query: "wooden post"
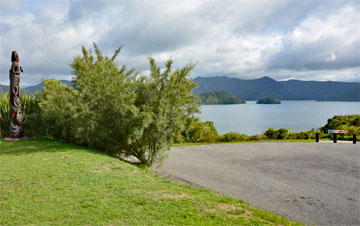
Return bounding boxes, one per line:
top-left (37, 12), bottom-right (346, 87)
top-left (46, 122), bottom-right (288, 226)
top-left (353, 134), bottom-right (356, 144)
top-left (334, 133), bottom-right (337, 143)
top-left (316, 133), bottom-right (319, 142)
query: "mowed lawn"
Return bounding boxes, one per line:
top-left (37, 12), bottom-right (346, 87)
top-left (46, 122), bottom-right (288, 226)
top-left (0, 138), bottom-right (302, 225)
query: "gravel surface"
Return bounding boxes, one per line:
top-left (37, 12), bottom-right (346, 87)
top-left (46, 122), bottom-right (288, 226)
top-left (154, 142), bottom-right (360, 226)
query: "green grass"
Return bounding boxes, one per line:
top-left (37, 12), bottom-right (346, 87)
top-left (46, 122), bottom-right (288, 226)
top-left (0, 138), bottom-right (302, 225)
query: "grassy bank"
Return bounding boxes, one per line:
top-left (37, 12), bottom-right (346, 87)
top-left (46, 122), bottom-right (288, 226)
top-left (0, 138), bottom-right (302, 225)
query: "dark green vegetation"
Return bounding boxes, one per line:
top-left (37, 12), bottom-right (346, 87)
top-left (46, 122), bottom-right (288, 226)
top-left (0, 92), bottom-right (42, 138)
top-left (256, 97), bottom-right (281, 104)
top-left (0, 138), bottom-right (302, 225)
top-left (39, 43), bottom-right (198, 167)
top-left (180, 121), bottom-right (219, 143)
top-left (194, 76), bottom-right (359, 101)
top-left (195, 91), bottom-right (246, 105)
top-left (1, 43), bottom-right (198, 167)
top-left (179, 122), bottom-right (314, 143)
top-left (178, 115), bottom-right (359, 143)
top-left (321, 115), bottom-right (360, 139)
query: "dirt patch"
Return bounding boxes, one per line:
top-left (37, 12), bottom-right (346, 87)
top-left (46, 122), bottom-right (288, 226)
top-left (203, 203), bottom-right (254, 222)
top-left (162, 193), bottom-right (193, 200)
top-left (92, 165), bottom-right (112, 173)
top-left (60, 155), bottom-right (72, 159)
top-left (218, 203), bottom-right (237, 211)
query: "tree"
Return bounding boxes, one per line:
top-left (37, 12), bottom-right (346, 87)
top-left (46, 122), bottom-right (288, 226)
top-left (40, 43), bottom-right (199, 166)
top-left (124, 57), bottom-right (199, 166)
top-left (264, 128), bottom-right (278, 139)
top-left (277, 128), bottom-right (288, 139)
top-left (183, 120), bottom-right (219, 143)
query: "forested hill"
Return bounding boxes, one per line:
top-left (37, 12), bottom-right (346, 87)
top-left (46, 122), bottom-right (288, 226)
top-left (195, 91), bottom-right (246, 105)
top-left (193, 76), bottom-right (359, 101)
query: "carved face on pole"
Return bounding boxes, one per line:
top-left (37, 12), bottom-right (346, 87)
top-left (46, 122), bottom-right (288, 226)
top-left (9, 50), bottom-right (24, 138)
top-left (11, 51), bottom-right (19, 63)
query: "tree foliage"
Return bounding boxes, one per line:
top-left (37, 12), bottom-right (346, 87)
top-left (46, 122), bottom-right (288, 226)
top-left (39, 43), bottom-right (198, 166)
top-left (321, 115), bottom-right (360, 135)
top-left (182, 120), bottom-right (219, 143)
top-left (264, 128), bottom-right (288, 139)
top-left (256, 97), bottom-right (281, 104)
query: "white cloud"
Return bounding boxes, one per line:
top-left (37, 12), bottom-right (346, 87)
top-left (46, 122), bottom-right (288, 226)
top-left (0, 0), bottom-right (359, 86)
top-left (326, 52), bottom-right (336, 62)
top-left (265, 3), bottom-right (360, 75)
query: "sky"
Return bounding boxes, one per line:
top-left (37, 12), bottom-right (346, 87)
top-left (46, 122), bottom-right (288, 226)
top-left (0, 0), bottom-right (359, 86)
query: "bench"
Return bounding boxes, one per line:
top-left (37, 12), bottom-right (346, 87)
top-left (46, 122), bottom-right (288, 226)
top-left (328, 129), bottom-right (349, 143)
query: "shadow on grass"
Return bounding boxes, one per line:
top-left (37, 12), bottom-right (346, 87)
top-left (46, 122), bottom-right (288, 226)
top-left (0, 137), bottom-right (146, 167)
top-left (0, 137), bottom-right (105, 156)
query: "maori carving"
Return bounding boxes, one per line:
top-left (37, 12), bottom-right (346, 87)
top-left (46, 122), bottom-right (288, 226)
top-left (9, 51), bottom-right (24, 138)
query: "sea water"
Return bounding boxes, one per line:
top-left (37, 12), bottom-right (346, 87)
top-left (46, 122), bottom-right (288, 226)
top-left (199, 101), bottom-right (360, 135)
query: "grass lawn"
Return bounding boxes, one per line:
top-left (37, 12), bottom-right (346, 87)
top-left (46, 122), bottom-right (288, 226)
top-left (0, 138), bottom-right (302, 225)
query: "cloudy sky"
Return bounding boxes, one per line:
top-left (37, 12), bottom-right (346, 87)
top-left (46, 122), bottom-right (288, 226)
top-left (0, 0), bottom-right (359, 86)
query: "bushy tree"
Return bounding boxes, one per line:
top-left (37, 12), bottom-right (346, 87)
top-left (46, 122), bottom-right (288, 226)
top-left (277, 128), bottom-right (288, 139)
top-left (220, 132), bottom-right (242, 142)
top-left (40, 80), bottom-right (78, 140)
top-left (264, 128), bottom-right (278, 139)
top-left (321, 115), bottom-right (360, 135)
top-left (264, 128), bottom-right (288, 140)
top-left (40, 43), bottom-right (199, 166)
top-left (183, 120), bottom-right (219, 143)
top-left (41, 44), bottom-right (137, 151)
top-left (120, 57), bottom-right (199, 165)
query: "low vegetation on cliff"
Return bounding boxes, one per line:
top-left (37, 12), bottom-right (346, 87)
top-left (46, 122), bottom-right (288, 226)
top-left (256, 97), bottom-right (281, 104)
top-left (195, 91), bottom-right (246, 105)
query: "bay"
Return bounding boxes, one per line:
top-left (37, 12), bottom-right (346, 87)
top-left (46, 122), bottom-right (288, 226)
top-left (198, 101), bottom-right (360, 135)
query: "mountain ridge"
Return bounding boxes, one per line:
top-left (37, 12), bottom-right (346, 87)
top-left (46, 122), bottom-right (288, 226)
top-left (193, 76), bottom-right (359, 101)
top-left (1, 77), bottom-right (359, 101)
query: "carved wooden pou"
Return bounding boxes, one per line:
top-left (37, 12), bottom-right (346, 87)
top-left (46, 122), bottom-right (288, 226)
top-left (9, 51), bottom-right (24, 138)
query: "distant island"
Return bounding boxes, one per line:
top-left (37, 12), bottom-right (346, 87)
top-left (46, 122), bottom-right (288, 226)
top-left (195, 91), bottom-right (246, 105)
top-left (257, 97), bottom-right (281, 104)
top-left (193, 76), bottom-right (360, 102)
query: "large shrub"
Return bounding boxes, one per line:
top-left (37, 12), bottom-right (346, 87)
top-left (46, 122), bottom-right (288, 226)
top-left (264, 128), bottom-right (278, 139)
top-left (121, 57), bottom-right (199, 165)
top-left (40, 43), bottom-right (198, 166)
top-left (220, 132), bottom-right (241, 142)
top-left (218, 132), bottom-right (251, 142)
top-left (264, 128), bottom-right (288, 139)
top-left (277, 128), bottom-right (289, 140)
top-left (182, 120), bottom-right (219, 143)
top-left (321, 115), bottom-right (360, 135)
top-left (39, 80), bottom-right (80, 140)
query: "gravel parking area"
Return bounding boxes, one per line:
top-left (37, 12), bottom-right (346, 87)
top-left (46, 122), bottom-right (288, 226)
top-left (155, 142), bottom-right (360, 226)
